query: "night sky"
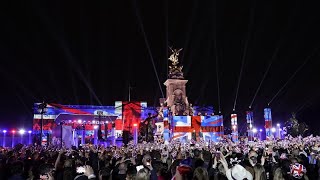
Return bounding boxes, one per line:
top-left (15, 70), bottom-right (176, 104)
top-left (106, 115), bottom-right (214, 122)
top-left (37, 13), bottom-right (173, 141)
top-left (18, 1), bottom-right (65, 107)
top-left (1, 1), bottom-right (320, 134)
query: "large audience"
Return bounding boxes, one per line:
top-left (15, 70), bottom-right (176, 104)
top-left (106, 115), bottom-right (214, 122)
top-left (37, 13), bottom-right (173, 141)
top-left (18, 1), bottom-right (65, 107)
top-left (0, 135), bottom-right (320, 180)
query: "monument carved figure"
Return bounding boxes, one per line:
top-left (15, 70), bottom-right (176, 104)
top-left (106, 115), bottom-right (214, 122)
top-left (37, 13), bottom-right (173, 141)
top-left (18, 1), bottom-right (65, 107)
top-left (168, 47), bottom-right (184, 79)
top-left (169, 47), bottom-right (182, 65)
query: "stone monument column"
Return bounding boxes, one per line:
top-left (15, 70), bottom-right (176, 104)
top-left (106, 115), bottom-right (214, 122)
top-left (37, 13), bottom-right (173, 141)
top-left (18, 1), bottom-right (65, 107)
top-left (160, 47), bottom-right (193, 141)
top-left (164, 79), bottom-right (189, 116)
top-left (162, 47), bottom-right (191, 116)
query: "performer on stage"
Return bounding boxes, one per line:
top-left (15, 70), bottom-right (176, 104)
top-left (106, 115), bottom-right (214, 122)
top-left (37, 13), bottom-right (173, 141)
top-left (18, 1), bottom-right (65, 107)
top-left (140, 113), bottom-right (157, 142)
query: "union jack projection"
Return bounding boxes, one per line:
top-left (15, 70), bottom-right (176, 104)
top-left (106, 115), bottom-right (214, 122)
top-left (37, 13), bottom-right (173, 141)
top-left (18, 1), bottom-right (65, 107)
top-left (246, 111), bottom-right (253, 140)
top-left (231, 113), bottom-right (238, 143)
top-left (264, 108), bottom-right (272, 140)
top-left (172, 115), bottom-right (224, 142)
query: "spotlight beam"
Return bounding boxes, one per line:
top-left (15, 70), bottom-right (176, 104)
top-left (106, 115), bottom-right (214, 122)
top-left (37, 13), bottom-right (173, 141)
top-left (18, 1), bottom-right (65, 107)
top-left (31, 5), bottom-right (102, 105)
top-left (180, 0), bottom-right (198, 75)
top-left (250, 1), bottom-right (299, 107)
top-left (268, 47), bottom-right (319, 105)
top-left (132, 0), bottom-right (164, 98)
top-left (233, 1), bottom-right (256, 111)
top-left (295, 90), bottom-right (320, 114)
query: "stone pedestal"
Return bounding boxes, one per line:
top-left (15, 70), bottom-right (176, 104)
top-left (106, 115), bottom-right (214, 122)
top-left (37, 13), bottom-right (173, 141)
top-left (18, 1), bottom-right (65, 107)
top-left (164, 79), bottom-right (190, 116)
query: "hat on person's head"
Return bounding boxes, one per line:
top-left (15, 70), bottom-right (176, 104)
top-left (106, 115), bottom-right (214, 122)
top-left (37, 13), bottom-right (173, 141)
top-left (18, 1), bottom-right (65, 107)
top-left (290, 163), bottom-right (306, 179)
top-left (226, 164), bottom-right (253, 180)
top-left (230, 153), bottom-right (244, 165)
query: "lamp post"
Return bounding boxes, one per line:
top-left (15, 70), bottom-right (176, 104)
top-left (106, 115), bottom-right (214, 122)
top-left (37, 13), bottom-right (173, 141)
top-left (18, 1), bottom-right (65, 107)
top-left (3, 130), bottom-right (7, 147)
top-left (271, 127), bottom-right (276, 140)
top-left (104, 121), bottom-right (109, 140)
top-left (277, 123), bottom-right (280, 139)
top-left (60, 121), bottom-right (64, 148)
top-left (37, 102), bottom-right (48, 145)
top-left (28, 131), bottom-right (32, 145)
top-left (112, 122), bottom-right (116, 146)
top-left (259, 129), bottom-right (263, 140)
top-left (232, 125), bottom-right (237, 143)
top-left (252, 128), bottom-right (257, 140)
top-left (12, 130), bottom-right (15, 148)
top-left (19, 129), bottom-right (25, 144)
top-left (133, 123), bottom-right (138, 145)
top-left (94, 125), bottom-right (99, 145)
top-left (95, 110), bottom-right (107, 142)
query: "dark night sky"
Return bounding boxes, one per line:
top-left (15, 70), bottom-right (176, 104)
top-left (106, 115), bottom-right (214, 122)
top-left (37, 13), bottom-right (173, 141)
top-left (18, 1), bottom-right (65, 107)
top-left (0, 1), bottom-right (320, 134)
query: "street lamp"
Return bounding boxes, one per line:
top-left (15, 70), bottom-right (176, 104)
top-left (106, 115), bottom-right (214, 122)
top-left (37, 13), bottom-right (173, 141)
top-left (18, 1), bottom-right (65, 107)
top-left (259, 129), bottom-right (263, 140)
top-left (95, 110), bottom-right (106, 141)
top-left (28, 131), bottom-right (32, 145)
top-left (271, 127), bottom-right (276, 140)
top-left (3, 130), bottom-right (7, 147)
top-left (60, 121), bottom-right (64, 148)
top-left (94, 125), bottom-right (99, 145)
top-left (11, 130), bottom-right (15, 148)
top-left (105, 121), bottom-right (109, 140)
top-left (277, 123), bottom-right (281, 139)
top-left (252, 128), bottom-right (257, 133)
top-left (19, 129), bottom-right (25, 144)
top-left (37, 102), bottom-right (48, 145)
top-left (133, 123), bottom-right (138, 144)
top-left (252, 128), bottom-right (257, 141)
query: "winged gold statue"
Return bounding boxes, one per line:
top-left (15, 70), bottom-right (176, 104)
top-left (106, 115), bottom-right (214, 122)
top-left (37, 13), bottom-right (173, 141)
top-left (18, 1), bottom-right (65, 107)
top-left (169, 47), bottom-right (182, 66)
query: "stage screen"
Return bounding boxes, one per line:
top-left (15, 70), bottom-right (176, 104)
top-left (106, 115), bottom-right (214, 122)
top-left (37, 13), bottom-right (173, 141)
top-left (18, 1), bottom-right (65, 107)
top-left (202, 132), bottom-right (224, 142)
top-left (172, 132), bottom-right (191, 142)
top-left (172, 116), bottom-right (191, 127)
top-left (201, 115), bottom-right (223, 126)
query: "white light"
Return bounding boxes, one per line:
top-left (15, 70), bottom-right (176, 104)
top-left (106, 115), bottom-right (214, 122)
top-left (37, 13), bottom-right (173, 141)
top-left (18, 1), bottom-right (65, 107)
top-left (94, 125), bottom-right (99, 129)
top-left (252, 128), bottom-right (257, 133)
top-left (277, 123), bottom-right (280, 127)
top-left (249, 124), bottom-right (253, 128)
top-left (92, 120), bottom-right (96, 124)
top-left (28, 131), bottom-right (32, 134)
top-left (259, 129), bottom-right (263, 132)
top-left (78, 119), bottom-right (82, 124)
top-left (3, 130), bottom-right (7, 133)
top-left (232, 125), bottom-right (237, 130)
top-left (105, 121), bottom-right (109, 124)
top-left (271, 127), bottom-right (276, 133)
top-left (19, 129), bottom-right (25, 135)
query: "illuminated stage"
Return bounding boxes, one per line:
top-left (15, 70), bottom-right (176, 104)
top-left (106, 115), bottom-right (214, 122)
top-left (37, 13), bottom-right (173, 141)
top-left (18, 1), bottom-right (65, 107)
top-left (32, 48), bottom-right (224, 146)
top-left (33, 102), bottom-right (156, 147)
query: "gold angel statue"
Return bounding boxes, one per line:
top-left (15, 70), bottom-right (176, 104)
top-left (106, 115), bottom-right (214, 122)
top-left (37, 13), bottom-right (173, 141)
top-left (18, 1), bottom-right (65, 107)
top-left (169, 47), bottom-right (182, 66)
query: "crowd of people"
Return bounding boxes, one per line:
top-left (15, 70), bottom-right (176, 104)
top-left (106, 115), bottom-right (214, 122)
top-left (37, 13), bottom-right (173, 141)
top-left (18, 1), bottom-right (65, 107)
top-left (1, 135), bottom-right (320, 180)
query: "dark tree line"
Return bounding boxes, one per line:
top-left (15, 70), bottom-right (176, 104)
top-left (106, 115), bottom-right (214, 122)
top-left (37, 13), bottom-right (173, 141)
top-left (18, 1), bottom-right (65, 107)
top-left (284, 113), bottom-right (309, 137)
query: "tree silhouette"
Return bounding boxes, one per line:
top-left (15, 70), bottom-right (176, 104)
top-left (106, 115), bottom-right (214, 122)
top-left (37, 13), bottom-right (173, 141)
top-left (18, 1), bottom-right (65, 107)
top-left (284, 112), bottom-right (309, 137)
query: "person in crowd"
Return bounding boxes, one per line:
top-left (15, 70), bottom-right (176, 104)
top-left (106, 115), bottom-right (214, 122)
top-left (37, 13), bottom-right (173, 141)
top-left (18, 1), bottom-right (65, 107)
top-left (193, 167), bottom-right (209, 180)
top-left (1, 134), bottom-right (320, 180)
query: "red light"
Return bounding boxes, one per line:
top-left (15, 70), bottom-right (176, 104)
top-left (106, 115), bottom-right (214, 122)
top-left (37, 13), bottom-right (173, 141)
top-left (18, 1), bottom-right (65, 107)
top-left (133, 123), bottom-right (137, 127)
top-left (12, 130), bottom-right (15, 133)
